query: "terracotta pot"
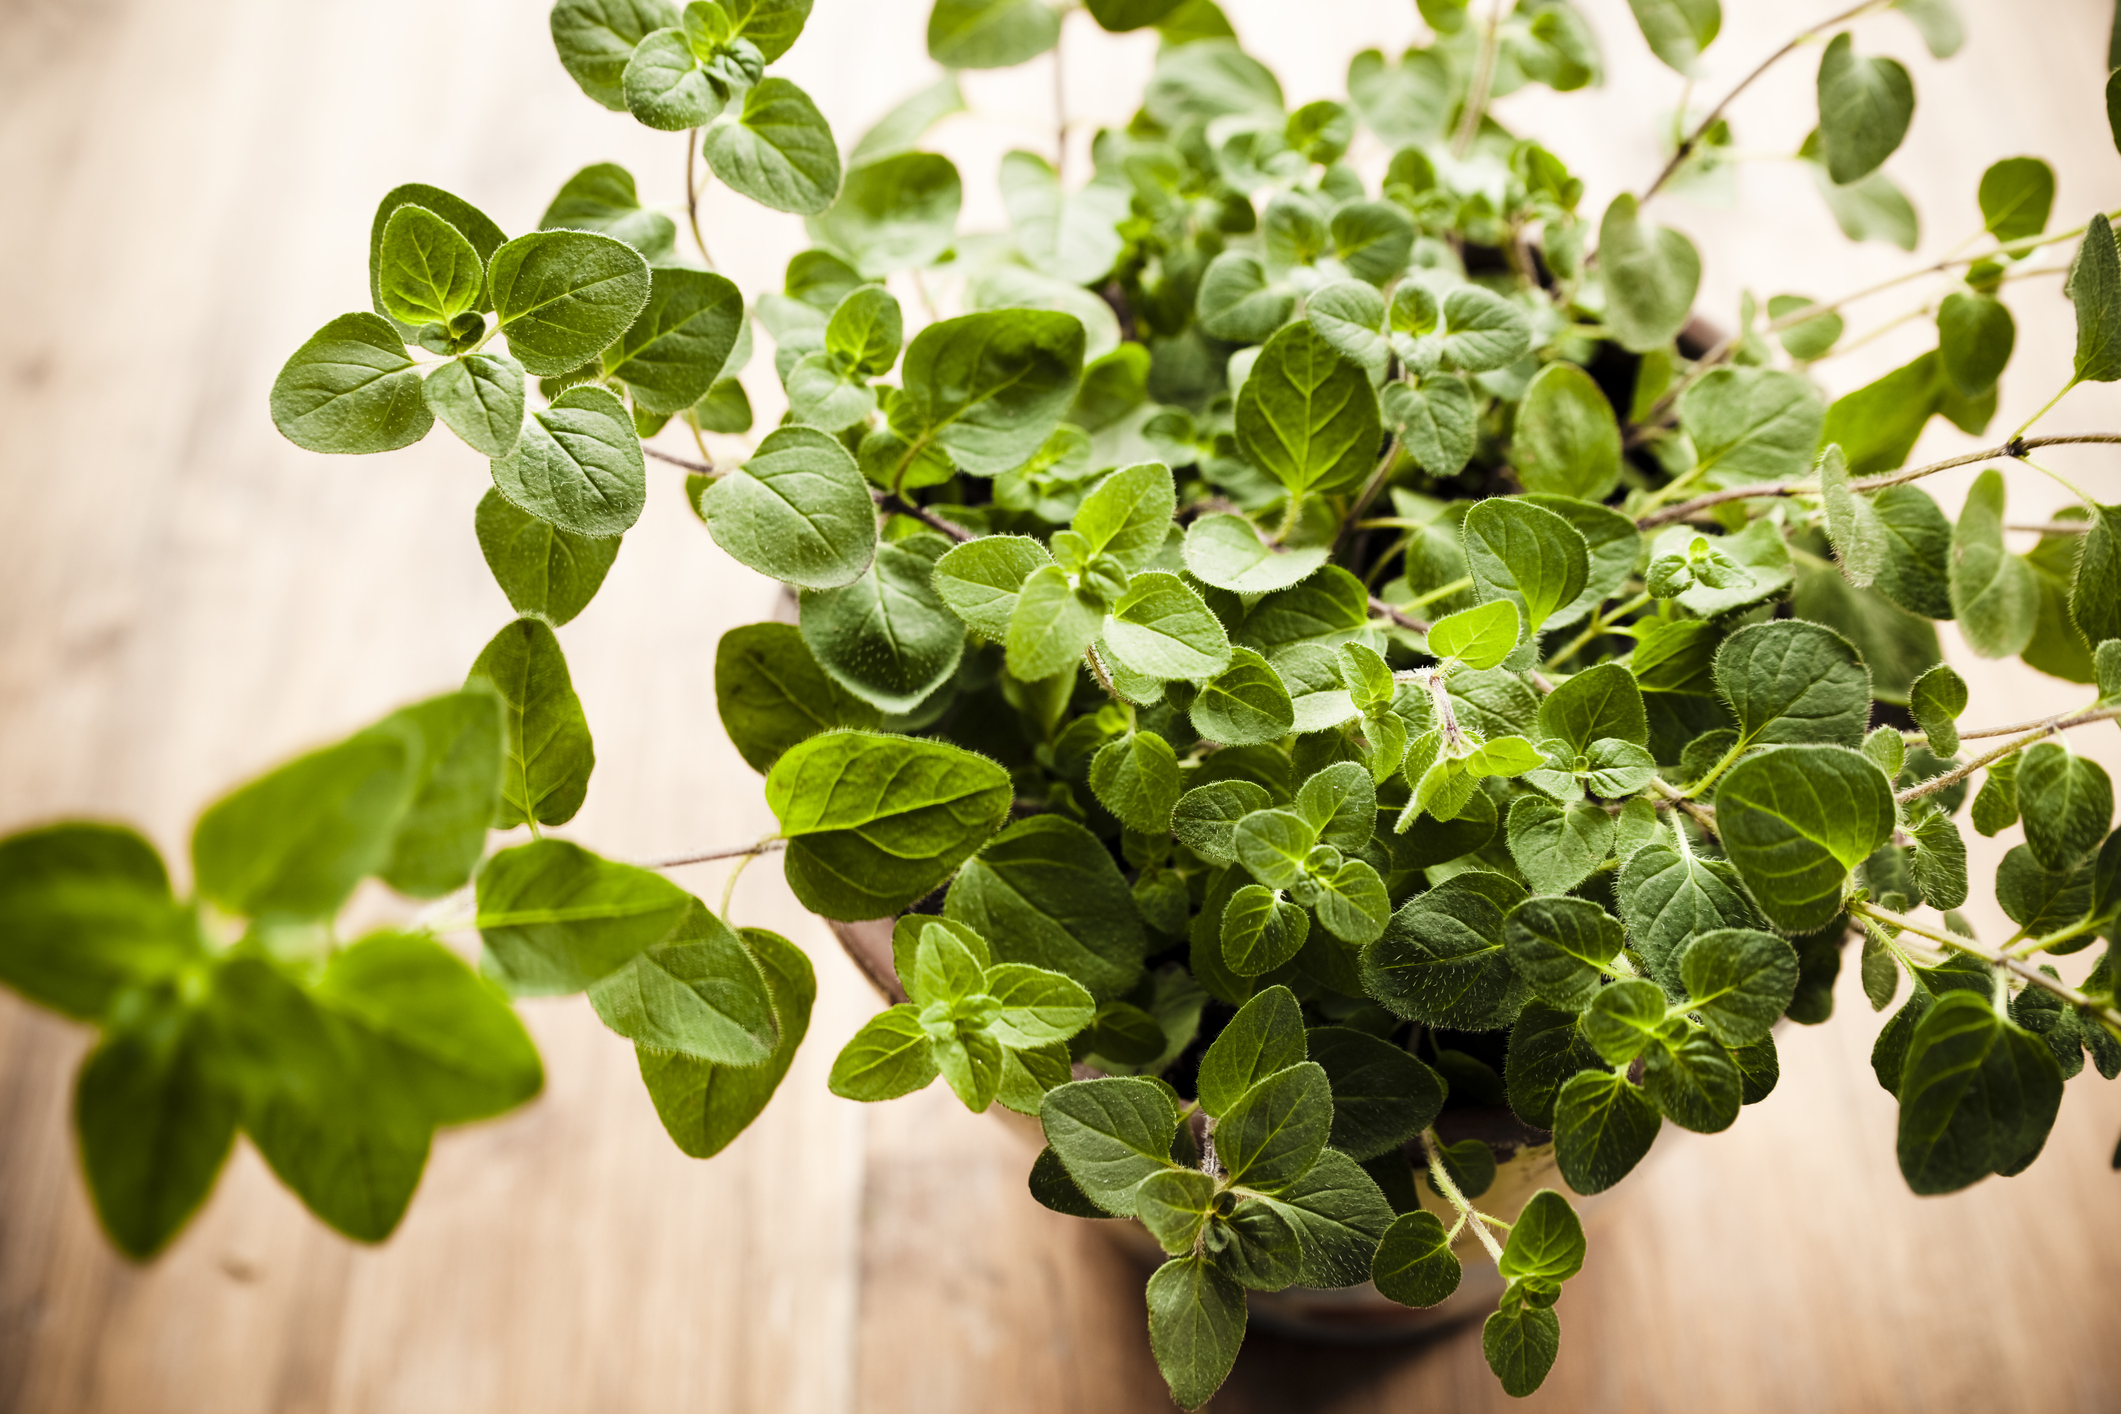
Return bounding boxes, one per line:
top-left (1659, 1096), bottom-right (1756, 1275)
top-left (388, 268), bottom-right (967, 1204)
top-left (827, 916), bottom-right (1602, 1343)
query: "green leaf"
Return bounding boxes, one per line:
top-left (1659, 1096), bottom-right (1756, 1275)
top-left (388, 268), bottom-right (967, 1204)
top-left (1381, 374), bottom-right (1479, 478)
top-left (1678, 928), bottom-right (1800, 1047)
top-left (1679, 367), bottom-right (1824, 485)
top-left (1371, 1207), bottom-right (1463, 1307)
top-left (717, 0), bottom-right (814, 60)
top-left (1084, 0), bottom-right (1183, 29)
top-left (1196, 985), bottom-right (1305, 1117)
top-left (1363, 871), bottom-right (1529, 1030)
top-left (1217, 1060), bottom-right (1332, 1193)
top-left (1483, 1291), bottom-right (1562, 1398)
top-left (1513, 362), bottom-right (1621, 501)
top-left (1716, 745), bottom-right (1897, 932)
top-left (1192, 647), bottom-right (1297, 747)
top-left (1907, 807), bottom-right (1969, 911)
top-left (425, 353), bottom-right (526, 459)
top-left (1948, 467), bottom-right (2039, 659)
top-left (1038, 1075), bottom-right (1178, 1215)
top-left (1768, 293), bottom-right (1844, 360)
top-left (1463, 498), bottom-right (1590, 635)
top-left (489, 230), bottom-right (651, 377)
top-left (0, 825), bottom-right (200, 1023)
top-left (847, 75), bottom-right (966, 168)
top-left (1815, 33), bottom-right (1914, 184)
top-left (1644, 1030), bottom-right (1743, 1133)
top-left (1005, 564), bottom-right (1105, 680)
top-left (1582, 977), bottom-right (1673, 1065)
top-left (932, 535), bottom-right (1050, 640)
top-left (191, 725), bottom-right (417, 922)
top-left (997, 1040), bottom-right (1074, 1115)
top-left (2071, 214), bottom-right (2121, 383)
top-left (1136, 1167), bottom-right (1217, 1254)
top-left (1221, 881), bottom-right (1309, 977)
top-left (1617, 839), bottom-right (1756, 993)
top-left (890, 310), bottom-right (1086, 477)
top-left (541, 163), bottom-right (678, 263)
top-left (2017, 741), bottom-right (2112, 870)
top-left (1897, 988), bottom-right (2064, 1193)
top-left (1254, 1147), bottom-right (1394, 1287)
top-left (1538, 661), bottom-right (1648, 757)
top-left (928, 0), bottom-right (1062, 67)
top-left (622, 27), bottom-right (723, 129)
top-left (368, 184), bottom-right (507, 331)
top-left (948, 814), bottom-right (1148, 999)
top-left (551, 0), bottom-right (681, 110)
top-left (1626, 0), bottom-right (1720, 72)
top-left (1552, 1068), bottom-right (1660, 1193)
top-left (703, 77), bottom-right (842, 216)
top-left (603, 267), bottom-right (744, 413)
top-left (1072, 463), bottom-right (1177, 573)
top-left (490, 383), bottom-right (647, 538)
top-left (74, 1007), bottom-right (238, 1258)
top-left (828, 1004), bottom-right (939, 1100)
top-left (2071, 503), bottom-right (2121, 648)
top-left (1242, 567), bottom-right (1375, 661)
top-left (377, 205), bottom-right (484, 328)
top-left (1331, 201), bottom-right (1416, 285)
top-left (1428, 600), bottom-right (1521, 671)
top-left (1091, 731), bottom-right (1183, 833)
top-left (1106, 572), bottom-right (1232, 681)
top-left (713, 622), bottom-right (881, 773)
top-left (1314, 859), bottom-right (1392, 944)
top-left (1296, 761), bottom-right (1376, 850)
top-left (466, 617), bottom-right (595, 828)
top-left (1173, 780), bottom-right (1274, 867)
top-left (1000, 150), bottom-right (1129, 285)
top-left (475, 488), bottom-right (620, 628)
top-left (986, 962), bottom-right (1095, 1046)
top-left (270, 313), bottom-right (433, 455)
top-left (1146, 1255), bottom-right (1247, 1411)
top-left (371, 690), bottom-right (506, 900)
top-left (1506, 797), bottom-right (1616, 897)
top-left (1503, 896), bottom-right (1623, 1010)
top-left (1937, 292), bottom-right (2015, 400)
top-left (1347, 47), bottom-right (1453, 147)
top-left (1235, 321), bottom-right (1383, 499)
top-left (1308, 1025), bottom-right (1443, 1160)
top-left (1183, 514), bottom-right (1327, 595)
top-left (587, 900), bottom-right (776, 1064)
top-left (1817, 443), bottom-right (1887, 587)
top-left (1195, 252), bottom-right (1294, 341)
top-left (702, 425), bottom-right (878, 591)
top-left (1892, 0), bottom-right (1963, 56)
top-left (1598, 194), bottom-right (1701, 353)
top-left (1432, 286), bottom-right (1533, 373)
top-left (808, 152), bottom-right (963, 277)
top-left (474, 839), bottom-right (690, 994)
top-left (767, 729), bottom-right (1011, 920)
top-left (1715, 619), bottom-right (1871, 749)
top-left (637, 928), bottom-right (815, 1158)
top-left (1210, 1197), bottom-right (1305, 1290)
top-left (799, 535), bottom-right (964, 712)
top-left (891, 915), bottom-right (991, 1002)
top-left (1498, 1188), bottom-right (1586, 1283)
top-left (1505, 1000), bottom-right (1604, 1128)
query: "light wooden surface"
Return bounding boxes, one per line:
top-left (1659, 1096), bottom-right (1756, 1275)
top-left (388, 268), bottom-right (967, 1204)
top-left (3, 1), bottom-right (2120, 1411)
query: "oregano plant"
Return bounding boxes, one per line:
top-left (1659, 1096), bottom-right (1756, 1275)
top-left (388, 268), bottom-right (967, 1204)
top-left (5, 0), bottom-right (2121, 1405)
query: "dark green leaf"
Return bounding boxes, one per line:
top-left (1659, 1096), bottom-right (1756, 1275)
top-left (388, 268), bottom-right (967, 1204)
top-left (1235, 322), bottom-right (1382, 499)
top-left (1552, 1068), bottom-right (1660, 1193)
top-left (1715, 745), bottom-right (1896, 933)
top-left (714, 622), bottom-right (880, 773)
top-left (74, 1006), bottom-right (237, 1259)
top-left (270, 313), bottom-right (432, 455)
top-left (1513, 362), bottom-right (1621, 501)
top-left (799, 535), bottom-right (964, 712)
top-left (1815, 33), bottom-right (1914, 184)
top-left (604, 267), bottom-right (744, 413)
top-left (1714, 619), bottom-right (1870, 749)
top-left (1483, 1293), bottom-right (1562, 1398)
top-left (703, 77), bottom-right (842, 216)
top-left (490, 229), bottom-right (651, 377)
top-left (1221, 883), bottom-right (1311, 975)
top-left (1504, 896), bottom-right (1624, 1010)
top-left (1505, 1000), bottom-right (1604, 1128)
top-left (1370, 1210), bottom-right (1462, 1307)
top-left (2016, 741), bottom-right (2112, 870)
top-left (1937, 292), bottom-right (2015, 399)
top-left (489, 383), bottom-right (647, 538)
top-left (2070, 214), bottom-right (2121, 384)
top-left (1172, 780), bottom-right (1273, 866)
top-left (1363, 871), bottom-right (1529, 1030)
top-left (1678, 928), bottom-right (1799, 1046)
top-left (0, 824), bottom-right (199, 1023)
top-left (637, 928), bottom-right (815, 1157)
top-left (1146, 1254), bottom-right (1246, 1412)
top-left (1038, 1075), bottom-right (1179, 1215)
top-left (1678, 368), bottom-right (1825, 485)
top-left (1642, 1031), bottom-right (1743, 1133)
top-left (1254, 1147), bottom-right (1395, 1288)
top-left (1896, 989), bottom-right (2064, 1193)
top-left (947, 814), bottom-right (1148, 999)
top-left (1307, 1025), bottom-right (1443, 1159)
top-left (466, 616), bottom-right (595, 829)
top-left (1090, 731), bottom-right (1183, 833)
top-left (890, 310), bottom-right (1086, 477)
top-left (1196, 984), bottom-right (1305, 1117)
top-left (1506, 797), bottom-right (1616, 897)
top-left (1463, 497), bottom-right (1590, 633)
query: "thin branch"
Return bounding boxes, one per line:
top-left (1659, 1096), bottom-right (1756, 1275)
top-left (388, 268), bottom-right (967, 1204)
top-left (1896, 705), bottom-right (2121, 803)
top-left (1633, 434), bottom-right (2121, 529)
top-left (646, 444), bottom-right (715, 474)
top-left (1333, 435), bottom-right (1400, 559)
top-left (1421, 1127), bottom-right (1505, 1264)
top-left (1850, 901), bottom-right (2121, 1033)
top-left (1640, 0), bottom-right (1888, 203)
top-left (1450, 0), bottom-right (1505, 160)
top-left (641, 837), bottom-right (786, 870)
top-left (1650, 775), bottom-right (1719, 835)
top-left (685, 131), bottom-right (716, 270)
top-left (1368, 595), bottom-right (1432, 634)
top-left (2006, 521), bottom-right (2092, 536)
top-left (869, 487), bottom-right (973, 542)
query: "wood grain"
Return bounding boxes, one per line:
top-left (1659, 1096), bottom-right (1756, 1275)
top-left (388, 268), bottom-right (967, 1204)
top-left (1, 1), bottom-right (2119, 1411)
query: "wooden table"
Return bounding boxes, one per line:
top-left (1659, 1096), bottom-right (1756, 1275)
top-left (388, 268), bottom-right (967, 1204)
top-left (2, 1), bottom-right (2118, 1409)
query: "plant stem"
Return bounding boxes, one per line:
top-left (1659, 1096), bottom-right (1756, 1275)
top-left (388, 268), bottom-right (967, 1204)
top-left (686, 131), bottom-right (717, 270)
top-left (870, 486), bottom-right (974, 541)
top-left (1450, 0), bottom-right (1505, 160)
top-left (1640, 0), bottom-right (1890, 203)
top-left (1368, 595), bottom-right (1432, 634)
top-left (646, 444), bottom-right (715, 475)
top-left (1052, 8), bottom-right (1068, 185)
top-left (642, 837), bottom-right (787, 869)
top-left (1849, 901), bottom-right (2121, 1033)
top-left (1651, 775), bottom-right (1719, 835)
top-left (1421, 1127), bottom-right (1506, 1263)
top-left (1901, 703), bottom-right (2120, 745)
top-left (1544, 591), bottom-right (1652, 670)
top-left (1333, 436), bottom-right (1400, 559)
top-left (2011, 381), bottom-right (2078, 441)
top-left (1896, 705), bottom-right (2121, 804)
top-left (1085, 643), bottom-right (1120, 700)
top-left (1633, 434), bottom-right (2121, 529)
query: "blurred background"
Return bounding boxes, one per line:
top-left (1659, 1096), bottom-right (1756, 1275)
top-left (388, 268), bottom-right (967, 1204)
top-left (3, 0), bottom-right (2120, 1409)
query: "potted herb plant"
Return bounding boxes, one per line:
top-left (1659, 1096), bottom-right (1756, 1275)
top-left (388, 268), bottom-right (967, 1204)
top-left (3, 0), bottom-right (2119, 1405)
